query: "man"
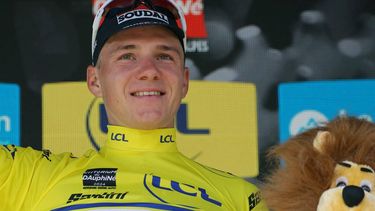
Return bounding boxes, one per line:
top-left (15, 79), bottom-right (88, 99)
top-left (0, 0), bottom-right (268, 210)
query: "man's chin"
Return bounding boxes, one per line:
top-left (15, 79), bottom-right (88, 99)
top-left (132, 114), bottom-right (172, 129)
top-left (131, 122), bottom-right (170, 130)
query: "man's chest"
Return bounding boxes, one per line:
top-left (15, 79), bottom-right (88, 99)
top-left (30, 168), bottom-right (228, 211)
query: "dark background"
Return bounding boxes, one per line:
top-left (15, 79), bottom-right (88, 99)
top-left (1, 0), bottom-right (374, 179)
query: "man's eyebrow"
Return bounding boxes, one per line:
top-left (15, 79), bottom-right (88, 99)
top-left (156, 45), bottom-right (182, 57)
top-left (110, 44), bottom-right (137, 54)
top-left (108, 44), bottom-right (182, 57)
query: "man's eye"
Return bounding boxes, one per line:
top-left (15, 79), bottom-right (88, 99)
top-left (157, 54), bottom-right (173, 61)
top-left (120, 54), bottom-right (135, 60)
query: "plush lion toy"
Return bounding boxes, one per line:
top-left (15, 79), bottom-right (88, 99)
top-left (262, 116), bottom-right (375, 211)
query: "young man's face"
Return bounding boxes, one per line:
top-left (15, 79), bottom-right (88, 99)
top-left (87, 25), bottom-right (189, 129)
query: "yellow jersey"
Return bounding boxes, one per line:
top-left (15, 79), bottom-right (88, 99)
top-left (0, 126), bottom-right (267, 211)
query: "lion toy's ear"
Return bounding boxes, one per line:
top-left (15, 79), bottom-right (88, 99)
top-left (317, 160), bottom-right (375, 211)
top-left (313, 131), bottom-right (332, 154)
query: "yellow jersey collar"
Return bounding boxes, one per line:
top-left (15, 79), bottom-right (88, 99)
top-left (104, 125), bottom-right (178, 152)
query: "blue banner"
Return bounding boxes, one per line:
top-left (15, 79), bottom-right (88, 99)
top-left (0, 83), bottom-right (20, 146)
top-left (278, 80), bottom-right (375, 143)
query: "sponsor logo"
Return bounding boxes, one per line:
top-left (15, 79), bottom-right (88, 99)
top-left (66, 192), bottom-right (127, 204)
top-left (177, 0), bottom-right (209, 53)
top-left (117, 9), bottom-right (169, 25)
top-left (186, 39), bottom-right (209, 53)
top-left (144, 174), bottom-right (222, 207)
top-left (160, 134), bottom-right (175, 143)
top-left (286, 109), bottom-right (374, 140)
top-left (248, 191), bottom-right (261, 210)
top-left (177, 0), bottom-right (204, 16)
top-left (338, 109), bottom-right (373, 122)
top-left (289, 110), bottom-right (328, 136)
top-left (110, 133), bottom-right (128, 142)
top-left (83, 168), bottom-right (117, 189)
top-left (176, 0), bottom-right (208, 39)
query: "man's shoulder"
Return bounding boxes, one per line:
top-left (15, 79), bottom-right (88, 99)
top-left (1, 145), bottom-right (42, 160)
top-left (0, 144), bottom-right (97, 164)
top-left (186, 159), bottom-right (258, 190)
top-left (186, 161), bottom-right (267, 210)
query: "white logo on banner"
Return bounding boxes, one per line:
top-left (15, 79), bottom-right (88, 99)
top-left (0, 115), bottom-right (11, 132)
top-left (338, 109), bottom-right (373, 122)
top-left (289, 110), bottom-right (328, 136)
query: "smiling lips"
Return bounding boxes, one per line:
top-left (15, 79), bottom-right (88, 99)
top-left (131, 91), bottom-right (165, 96)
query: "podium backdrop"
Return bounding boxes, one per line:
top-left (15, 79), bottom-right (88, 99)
top-left (42, 81), bottom-right (259, 177)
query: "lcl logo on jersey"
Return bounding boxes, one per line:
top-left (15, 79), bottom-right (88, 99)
top-left (110, 133), bottom-right (128, 142)
top-left (160, 134), bottom-right (175, 143)
top-left (144, 174), bottom-right (222, 207)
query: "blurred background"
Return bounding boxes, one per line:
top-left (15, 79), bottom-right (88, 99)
top-left (1, 0), bottom-right (374, 180)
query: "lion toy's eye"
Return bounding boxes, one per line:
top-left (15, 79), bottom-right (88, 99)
top-left (336, 176), bottom-right (348, 188)
top-left (360, 180), bottom-right (372, 192)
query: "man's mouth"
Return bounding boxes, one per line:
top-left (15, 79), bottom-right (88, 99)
top-left (131, 91), bottom-right (165, 96)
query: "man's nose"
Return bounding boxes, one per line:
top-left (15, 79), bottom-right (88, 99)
top-left (136, 59), bottom-right (161, 80)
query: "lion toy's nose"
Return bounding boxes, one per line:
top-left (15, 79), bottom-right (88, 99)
top-left (342, 185), bottom-right (365, 207)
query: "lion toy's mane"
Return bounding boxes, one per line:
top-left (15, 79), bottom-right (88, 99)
top-left (262, 117), bottom-right (375, 211)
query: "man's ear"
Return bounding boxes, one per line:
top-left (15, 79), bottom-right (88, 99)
top-left (87, 65), bottom-right (102, 97)
top-left (182, 67), bottom-right (190, 98)
top-left (313, 131), bottom-right (332, 154)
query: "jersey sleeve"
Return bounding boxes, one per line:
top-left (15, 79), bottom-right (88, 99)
top-left (0, 145), bottom-right (42, 210)
top-left (0, 145), bottom-right (74, 210)
top-left (197, 163), bottom-right (269, 210)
